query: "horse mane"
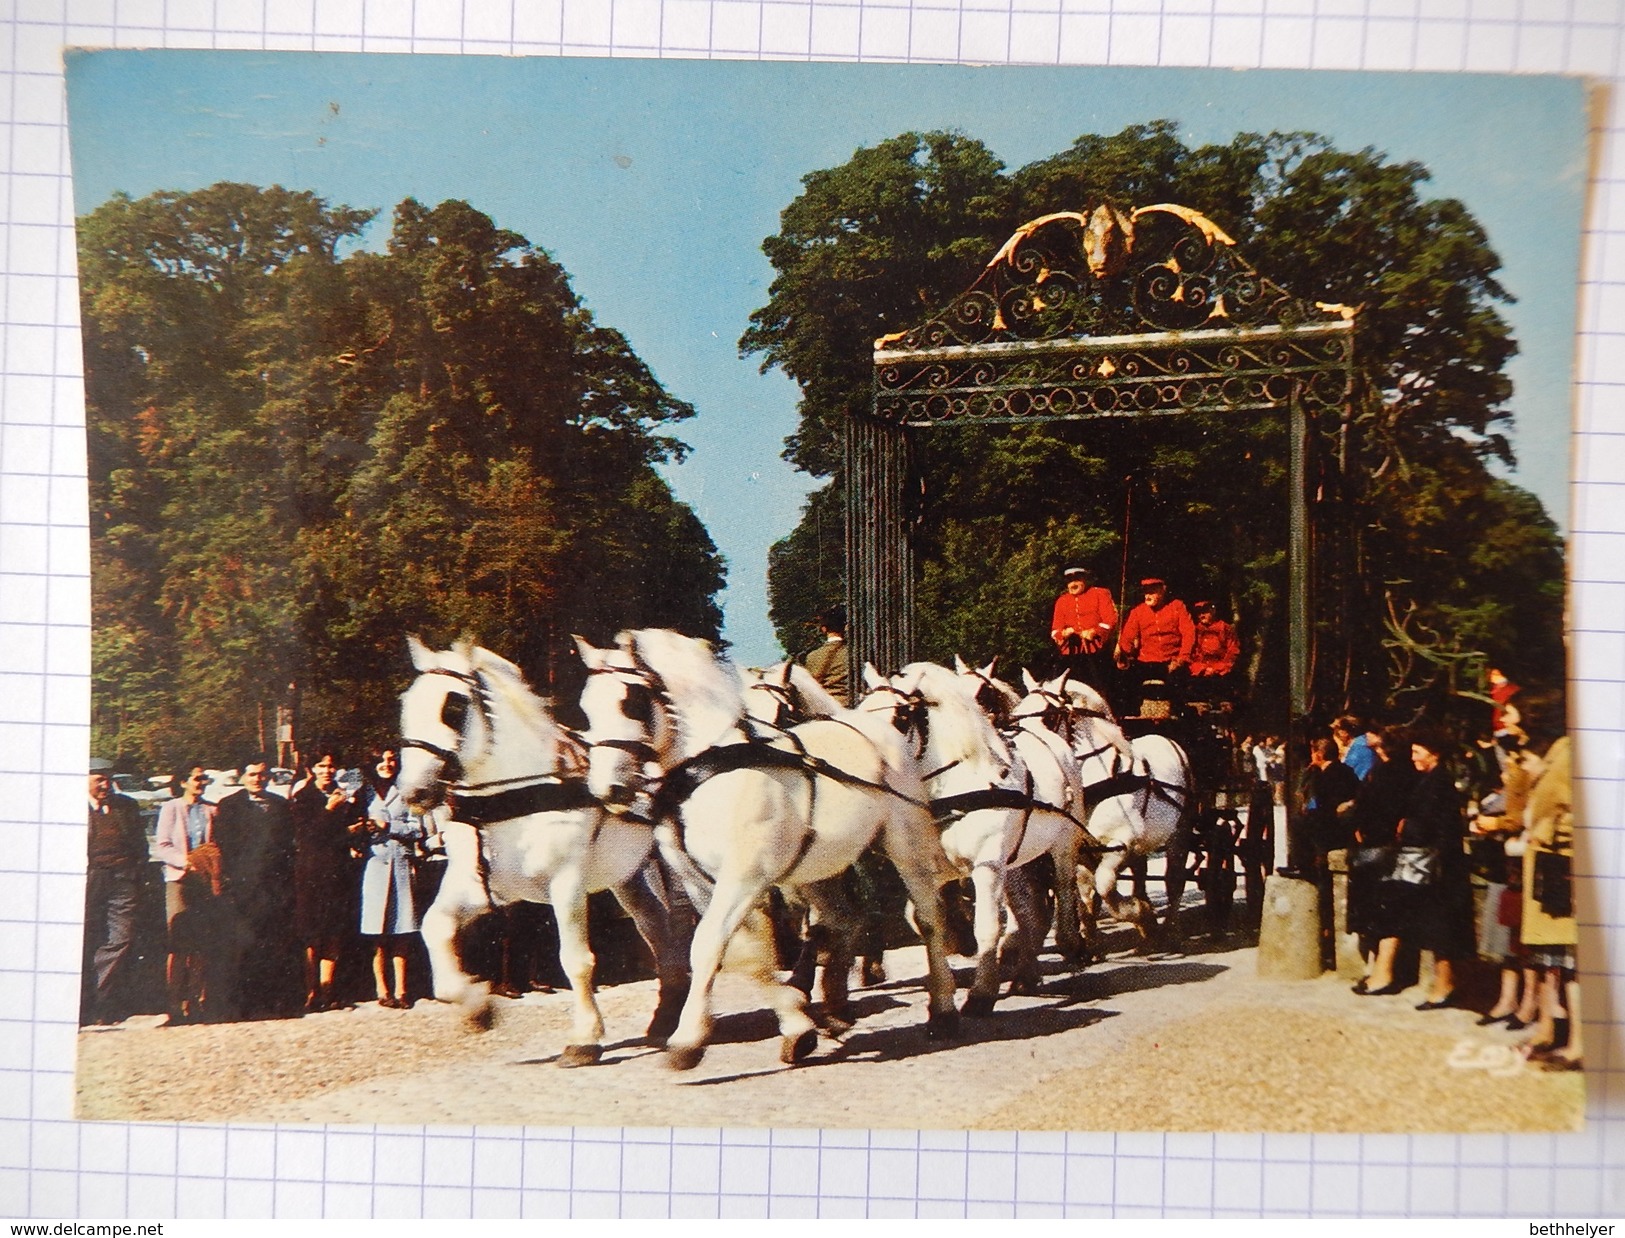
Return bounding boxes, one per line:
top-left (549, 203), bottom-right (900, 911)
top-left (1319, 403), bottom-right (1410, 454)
top-left (621, 628), bottom-right (744, 760)
top-left (899, 661), bottom-right (1012, 769)
top-left (468, 645), bottom-right (570, 752)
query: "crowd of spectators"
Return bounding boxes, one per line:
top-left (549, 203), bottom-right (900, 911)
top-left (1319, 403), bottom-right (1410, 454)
top-left (78, 746), bottom-right (481, 1027)
top-left (1299, 677), bottom-right (1580, 1071)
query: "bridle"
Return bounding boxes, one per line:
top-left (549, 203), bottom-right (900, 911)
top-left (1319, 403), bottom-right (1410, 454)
top-left (399, 666), bottom-right (492, 786)
top-left (401, 664), bottom-right (587, 796)
top-left (579, 662), bottom-right (668, 770)
top-left (864, 680), bottom-right (931, 760)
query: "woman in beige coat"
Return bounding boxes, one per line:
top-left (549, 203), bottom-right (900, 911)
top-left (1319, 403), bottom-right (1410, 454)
top-left (1519, 737), bottom-right (1581, 1070)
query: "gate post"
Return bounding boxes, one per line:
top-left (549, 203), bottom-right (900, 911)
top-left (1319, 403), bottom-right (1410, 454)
top-left (846, 413), bottom-right (915, 678)
top-left (1285, 380), bottom-right (1312, 872)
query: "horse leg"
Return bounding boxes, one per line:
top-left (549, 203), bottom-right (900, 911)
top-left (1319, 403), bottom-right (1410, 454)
top-left (877, 817), bottom-right (960, 1040)
top-left (611, 859), bottom-right (693, 1046)
top-left (1074, 860), bottom-right (1103, 960)
top-left (549, 868), bottom-right (605, 1067)
top-left (1048, 830), bottom-right (1085, 962)
top-left (962, 860), bottom-right (1007, 1017)
top-left (1096, 849), bottom-right (1155, 944)
top-left (667, 875), bottom-right (812, 1070)
top-left (420, 871), bottom-right (493, 1030)
top-left (799, 876), bottom-right (861, 1034)
top-left (1001, 863), bottom-right (1046, 996)
top-left (724, 901), bottom-right (821, 1065)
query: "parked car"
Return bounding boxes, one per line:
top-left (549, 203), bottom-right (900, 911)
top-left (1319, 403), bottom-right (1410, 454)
top-left (202, 769), bottom-right (240, 803)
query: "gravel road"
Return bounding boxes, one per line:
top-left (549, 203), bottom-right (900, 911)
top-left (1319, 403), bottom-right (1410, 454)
top-left (76, 928), bottom-right (1582, 1133)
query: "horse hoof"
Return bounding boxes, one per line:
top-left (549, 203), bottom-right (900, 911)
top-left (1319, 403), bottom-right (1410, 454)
top-left (817, 1013), bottom-right (855, 1038)
top-left (781, 1028), bottom-right (818, 1065)
top-left (961, 993), bottom-right (996, 1018)
top-left (665, 1043), bottom-right (707, 1072)
top-left (926, 1008), bottom-right (961, 1040)
top-left (463, 1002), bottom-right (496, 1033)
top-left (559, 1043), bottom-right (603, 1068)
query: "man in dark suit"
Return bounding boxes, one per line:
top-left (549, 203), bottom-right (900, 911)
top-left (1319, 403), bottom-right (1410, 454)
top-left (213, 755), bottom-right (300, 1019)
top-left (83, 762), bottom-right (149, 1025)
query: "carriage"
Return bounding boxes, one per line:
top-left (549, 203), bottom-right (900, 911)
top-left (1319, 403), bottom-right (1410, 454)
top-left (1118, 679), bottom-right (1269, 934)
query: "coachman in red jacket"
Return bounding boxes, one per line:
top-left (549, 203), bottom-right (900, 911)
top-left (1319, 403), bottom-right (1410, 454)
top-left (1116, 577), bottom-right (1195, 709)
top-left (1050, 566), bottom-right (1117, 690)
top-left (1188, 599), bottom-right (1241, 698)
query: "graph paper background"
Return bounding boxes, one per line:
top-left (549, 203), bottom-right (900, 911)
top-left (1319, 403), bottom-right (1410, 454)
top-left (0, 0), bottom-right (1620, 1220)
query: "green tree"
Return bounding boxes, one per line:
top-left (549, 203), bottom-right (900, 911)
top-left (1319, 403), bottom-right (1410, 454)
top-left (81, 186), bottom-right (724, 769)
top-left (745, 123), bottom-right (1565, 731)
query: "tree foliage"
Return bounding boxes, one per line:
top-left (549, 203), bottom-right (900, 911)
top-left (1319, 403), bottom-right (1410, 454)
top-left (744, 123), bottom-right (1565, 734)
top-left (83, 184), bottom-right (723, 768)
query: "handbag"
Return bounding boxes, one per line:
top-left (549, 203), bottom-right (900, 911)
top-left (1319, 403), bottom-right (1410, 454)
top-left (1388, 846), bottom-right (1440, 886)
top-left (1531, 849), bottom-right (1573, 919)
top-left (1350, 845), bottom-right (1395, 877)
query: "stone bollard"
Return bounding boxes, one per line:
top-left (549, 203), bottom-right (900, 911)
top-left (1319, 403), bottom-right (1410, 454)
top-left (1256, 872), bottom-right (1322, 979)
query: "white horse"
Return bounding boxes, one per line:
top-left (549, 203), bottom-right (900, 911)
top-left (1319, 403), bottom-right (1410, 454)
top-left (740, 661), bottom-right (845, 729)
top-left (396, 636), bottom-right (692, 1066)
top-left (953, 657), bottom-right (1087, 964)
top-left (871, 661), bottom-right (1084, 1015)
top-left (575, 629), bottom-right (961, 1070)
top-left (1015, 669), bottom-right (1195, 943)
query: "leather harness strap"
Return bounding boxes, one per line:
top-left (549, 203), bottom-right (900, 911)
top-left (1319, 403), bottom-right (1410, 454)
top-left (453, 778), bottom-right (599, 827)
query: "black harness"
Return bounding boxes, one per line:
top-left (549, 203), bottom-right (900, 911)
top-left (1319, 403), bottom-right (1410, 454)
top-left (453, 777), bottom-right (600, 827)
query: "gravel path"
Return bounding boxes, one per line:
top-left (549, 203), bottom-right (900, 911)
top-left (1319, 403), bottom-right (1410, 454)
top-left (76, 931), bottom-right (1582, 1132)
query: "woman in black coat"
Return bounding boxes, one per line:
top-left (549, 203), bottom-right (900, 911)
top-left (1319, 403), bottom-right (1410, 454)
top-left (291, 748), bottom-right (364, 1011)
top-left (1399, 734), bottom-right (1476, 1009)
top-left (1349, 728), bottom-right (1415, 993)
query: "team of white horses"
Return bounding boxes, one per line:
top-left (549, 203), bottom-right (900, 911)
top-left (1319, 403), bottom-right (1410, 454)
top-left (397, 630), bottom-right (1193, 1071)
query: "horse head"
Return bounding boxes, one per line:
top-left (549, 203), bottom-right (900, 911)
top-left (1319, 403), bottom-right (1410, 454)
top-left (398, 634), bottom-right (493, 810)
top-left (954, 654), bottom-right (1019, 727)
top-left (895, 661), bottom-right (1012, 776)
top-left (741, 662), bottom-right (799, 729)
top-left (573, 634), bottom-right (659, 812)
top-left (1011, 668), bottom-right (1076, 739)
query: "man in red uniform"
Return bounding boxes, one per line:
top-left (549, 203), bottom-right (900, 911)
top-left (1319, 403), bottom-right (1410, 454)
top-left (1049, 566), bottom-right (1116, 691)
top-left (1115, 577), bottom-right (1195, 710)
top-left (1188, 599), bottom-right (1241, 699)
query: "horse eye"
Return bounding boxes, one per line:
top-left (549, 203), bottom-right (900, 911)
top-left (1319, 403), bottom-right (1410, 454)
top-left (441, 692), bottom-right (470, 732)
top-left (623, 683), bottom-right (654, 727)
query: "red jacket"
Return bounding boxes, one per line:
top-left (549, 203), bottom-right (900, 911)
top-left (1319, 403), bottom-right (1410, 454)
top-left (1051, 587), bottom-right (1117, 653)
top-left (1118, 598), bottom-right (1195, 665)
top-left (1190, 617), bottom-right (1240, 676)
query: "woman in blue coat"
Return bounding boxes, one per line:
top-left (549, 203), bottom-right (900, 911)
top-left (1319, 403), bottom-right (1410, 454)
top-left (358, 747), bottom-right (426, 1008)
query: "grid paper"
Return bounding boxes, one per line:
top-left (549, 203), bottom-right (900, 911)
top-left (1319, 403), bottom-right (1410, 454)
top-left (1, 0), bottom-right (1620, 1220)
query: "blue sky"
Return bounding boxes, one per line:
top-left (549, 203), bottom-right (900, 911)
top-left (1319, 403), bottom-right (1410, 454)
top-left (65, 52), bottom-right (1588, 664)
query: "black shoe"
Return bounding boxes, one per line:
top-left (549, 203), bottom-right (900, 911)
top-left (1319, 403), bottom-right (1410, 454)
top-left (1476, 1011), bottom-right (1515, 1027)
top-left (1362, 982), bottom-right (1406, 996)
top-left (1415, 993), bottom-right (1458, 1011)
top-left (1351, 979), bottom-right (1369, 995)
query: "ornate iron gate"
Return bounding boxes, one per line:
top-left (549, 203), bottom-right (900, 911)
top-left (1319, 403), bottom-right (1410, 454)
top-left (854, 204), bottom-right (1355, 729)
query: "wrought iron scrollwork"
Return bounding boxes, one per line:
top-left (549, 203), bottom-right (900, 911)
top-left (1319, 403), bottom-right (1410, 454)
top-left (875, 204), bottom-right (1338, 354)
top-left (873, 326), bottom-right (1354, 426)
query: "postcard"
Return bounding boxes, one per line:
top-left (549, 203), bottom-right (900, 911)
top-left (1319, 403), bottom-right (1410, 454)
top-left (67, 52), bottom-right (1587, 1130)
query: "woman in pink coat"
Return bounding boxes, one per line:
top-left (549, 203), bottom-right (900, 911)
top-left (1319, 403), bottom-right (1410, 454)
top-left (152, 765), bottom-right (218, 1023)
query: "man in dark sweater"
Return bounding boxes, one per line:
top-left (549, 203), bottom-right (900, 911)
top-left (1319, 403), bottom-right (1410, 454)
top-left (82, 764), bottom-right (149, 1025)
top-left (213, 756), bottom-right (300, 1019)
